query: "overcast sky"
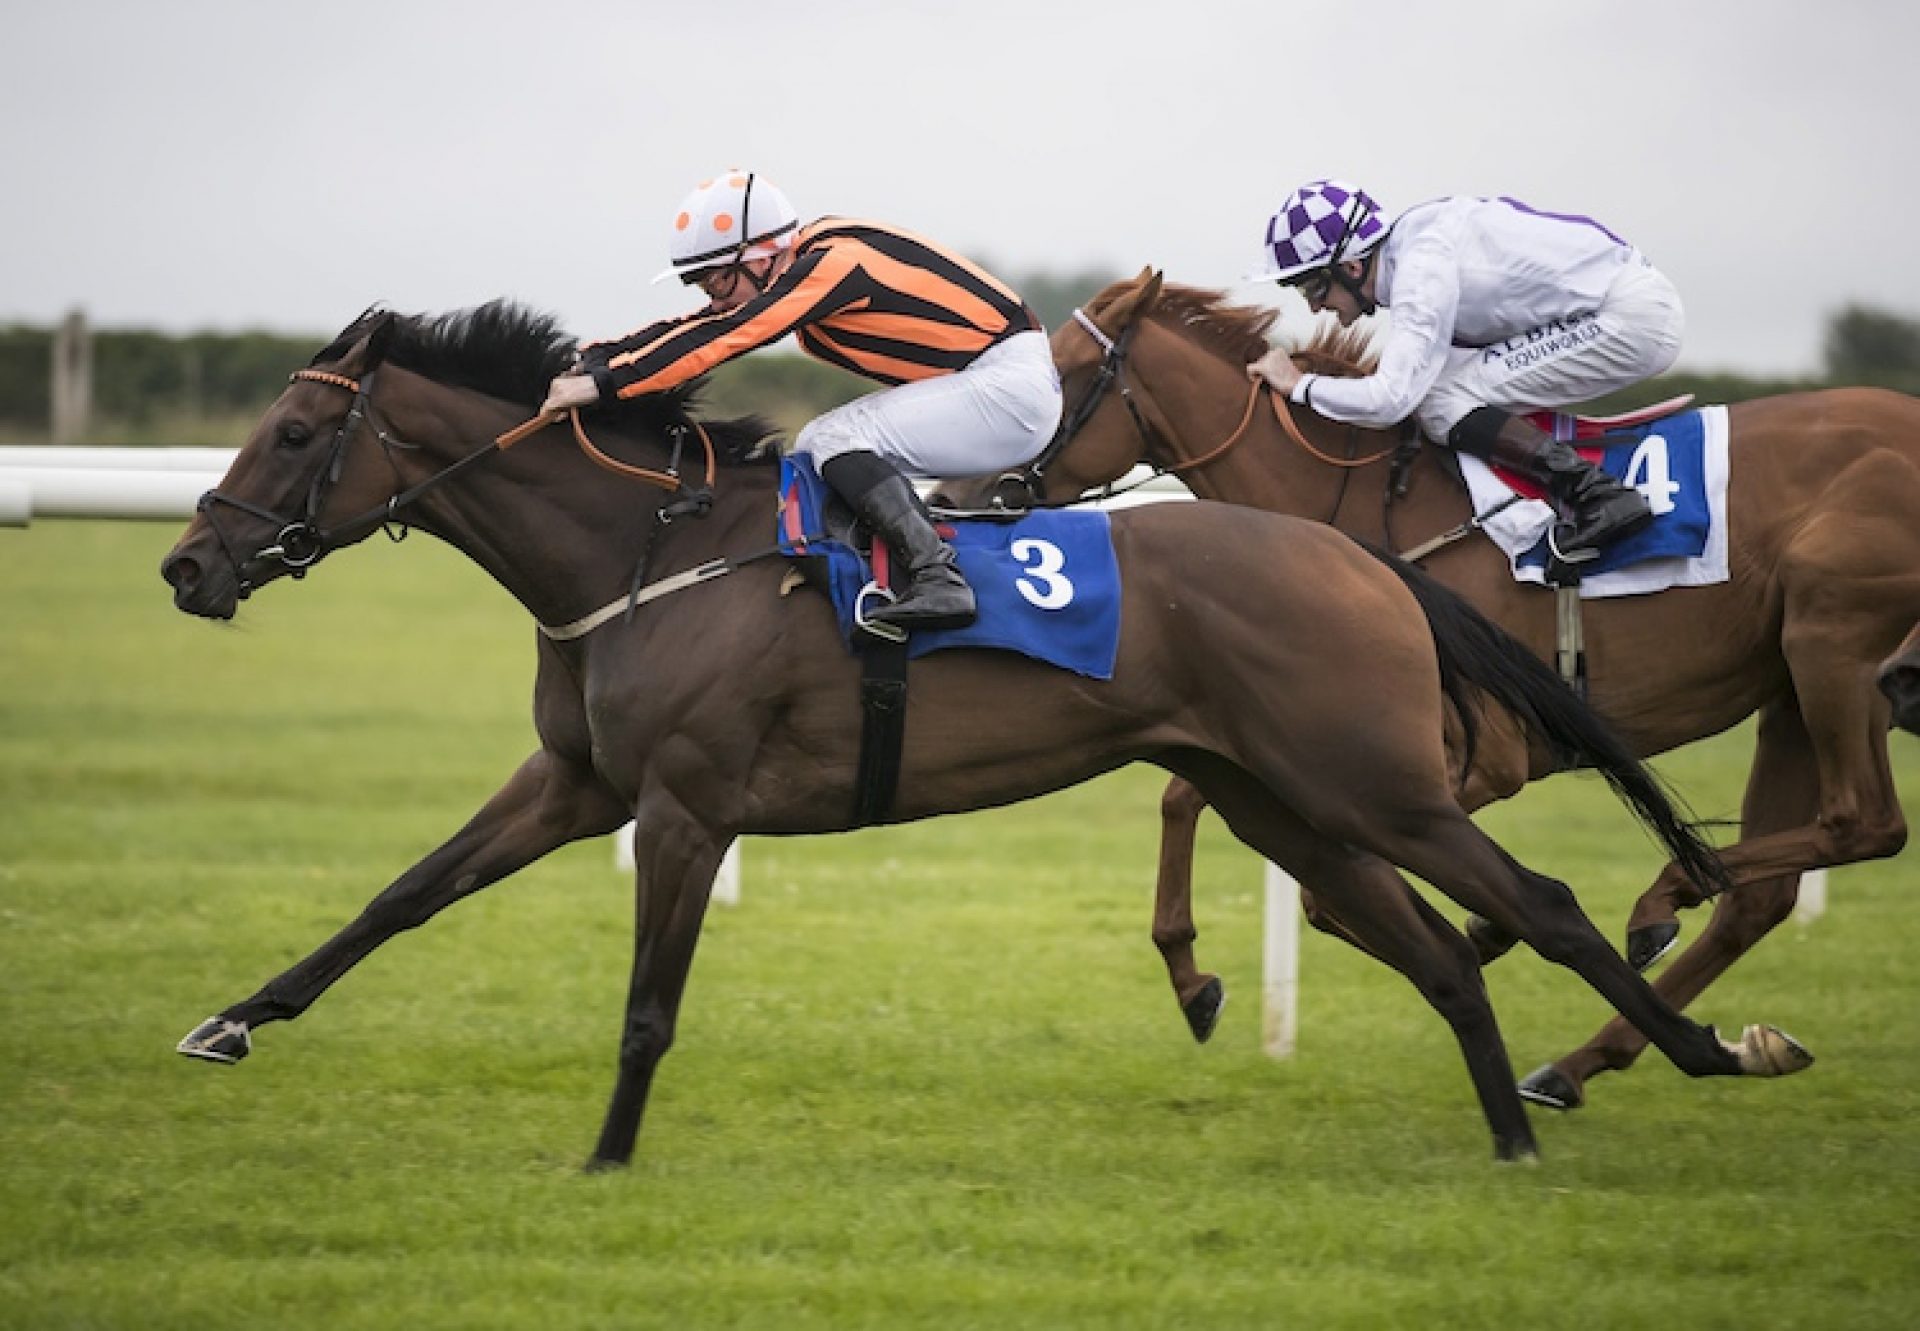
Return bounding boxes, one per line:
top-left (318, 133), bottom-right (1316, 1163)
top-left (5, 1), bottom-right (1916, 375)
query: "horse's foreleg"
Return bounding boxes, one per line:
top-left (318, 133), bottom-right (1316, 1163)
top-left (587, 792), bottom-right (725, 1171)
top-left (1150, 778), bottom-right (1371, 1043)
top-left (176, 749), bottom-right (628, 1064)
top-left (1151, 777), bottom-right (1224, 1042)
top-left (1522, 696), bottom-right (1822, 1108)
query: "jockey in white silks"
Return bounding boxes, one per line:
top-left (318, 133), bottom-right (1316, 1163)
top-left (1248, 179), bottom-right (1683, 561)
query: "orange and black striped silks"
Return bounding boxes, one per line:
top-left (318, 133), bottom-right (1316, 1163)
top-left (584, 219), bottom-right (1040, 398)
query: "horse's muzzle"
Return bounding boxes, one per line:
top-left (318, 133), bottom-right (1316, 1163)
top-left (160, 547), bottom-right (240, 621)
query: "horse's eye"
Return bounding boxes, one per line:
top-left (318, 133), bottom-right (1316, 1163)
top-left (277, 421), bottom-right (313, 450)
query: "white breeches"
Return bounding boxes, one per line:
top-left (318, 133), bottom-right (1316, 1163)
top-left (1417, 259), bottom-right (1685, 440)
top-left (794, 330), bottom-right (1063, 478)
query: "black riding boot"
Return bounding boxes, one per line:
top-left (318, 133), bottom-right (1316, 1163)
top-left (821, 452), bottom-right (977, 632)
top-left (1449, 407), bottom-right (1653, 560)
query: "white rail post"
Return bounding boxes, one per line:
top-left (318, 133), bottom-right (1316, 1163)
top-left (1262, 862), bottom-right (1301, 1058)
top-left (1793, 867), bottom-right (1828, 926)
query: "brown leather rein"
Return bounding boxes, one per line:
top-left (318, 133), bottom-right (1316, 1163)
top-left (495, 399), bottom-right (717, 492)
top-left (1160, 379), bottom-right (1395, 478)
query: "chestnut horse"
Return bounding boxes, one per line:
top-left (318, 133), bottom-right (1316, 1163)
top-left (952, 270), bottom-right (1918, 1110)
top-left (158, 301), bottom-right (1808, 1167)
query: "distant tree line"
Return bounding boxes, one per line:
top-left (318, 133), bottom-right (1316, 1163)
top-left (0, 326), bottom-right (329, 442)
top-left (5, 285), bottom-right (1918, 446)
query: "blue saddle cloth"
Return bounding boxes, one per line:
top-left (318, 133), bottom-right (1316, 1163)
top-left (777, 457), bottom-right (1121, 680)
top-left (1516, 408), bottom-right (1714, 577)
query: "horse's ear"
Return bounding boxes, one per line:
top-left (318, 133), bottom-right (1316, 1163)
top-left (364, 312), bottom-right (397, 368)
top-left (1140, 269), bottom-right (1164, 310)
top-left (333, 312), bottom-right (397, 376)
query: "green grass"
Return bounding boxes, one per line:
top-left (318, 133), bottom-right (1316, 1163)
top-left (2, 521), bottom-right (1917, 1330)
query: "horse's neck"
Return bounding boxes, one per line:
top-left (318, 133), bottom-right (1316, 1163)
top-left (1150, 357), bottom-right (1359, 517)
top-left (384, 379), bottom-right (769, 629)
top-left (1272, 410), bottom-right (1468, 548)
top-left (1151, 352), bottom-right (1459, 547)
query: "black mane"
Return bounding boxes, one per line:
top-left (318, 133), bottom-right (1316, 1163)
top-left (312, 299), bottom-right (780, 465)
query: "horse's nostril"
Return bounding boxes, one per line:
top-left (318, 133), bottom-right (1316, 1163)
top-left (161, 554), bottom-right (199, 591)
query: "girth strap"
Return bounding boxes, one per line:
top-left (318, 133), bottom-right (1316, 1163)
top-left (853, 637), bottom-right (909, 826)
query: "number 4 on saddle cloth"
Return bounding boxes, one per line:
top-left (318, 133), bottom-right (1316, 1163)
top-left (777, 456), bottom-right (1121, 680)
top-left (1464, 403), bottom-right (1731, 596)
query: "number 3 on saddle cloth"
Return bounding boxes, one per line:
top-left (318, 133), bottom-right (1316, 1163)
top-left (1463, 404), bottom-right (1732, 597)
top-left (776, 456), bottom-right (1121, 680)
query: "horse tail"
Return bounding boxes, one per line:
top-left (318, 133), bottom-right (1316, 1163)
top-left (1364, 543), bottom-right (1730, 897)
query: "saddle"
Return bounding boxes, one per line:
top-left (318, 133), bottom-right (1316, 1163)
top-left (782, 483), bottom-right (897, 620)
top-left (777, 462), bottom-right (1125, 828)
top-left (1522, 394), bottom-right (1696, 440)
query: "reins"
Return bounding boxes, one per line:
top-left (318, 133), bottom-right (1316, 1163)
top-left (1155, 378), bottom-right (1265, 477)
top-left (1266, 389), bottom-right (1397, 469)
top-left (498, 402), bottom-right (719, 492)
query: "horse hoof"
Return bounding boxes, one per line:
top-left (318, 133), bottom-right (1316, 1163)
top-left (1517, 1063), bottom-right (1584, 1111)
top-left (176, 1016), bottom-right (251, 1065)
top-left (1720, 1023), bottom-right (1815, 1078)
top-left (1183, 977), bottom-right (1226, 1044)
top-left (1494, 1138), bottom-right (1541, 1164)
top-left (1626, 920), bottom-right (1680, 971)
top-left (1465, 914), bottom-right (1518, 966)
top-left (582, 1155), bottom-right (629, 1175)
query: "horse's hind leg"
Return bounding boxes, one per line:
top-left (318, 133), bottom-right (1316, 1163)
top-left (177, 748), bottom-right (630, 1064)
top-left (1349, 800), bottom-right (1805, 1087)
top-left (1175, 759), bottom-right (1537, 1160)
top-left (1521, 698), bottom-right (1821, 1107)
top-left (1302, 853), bottom-right (1538, 1160)
top-left (1626, 512), bottom-right (1914, 965)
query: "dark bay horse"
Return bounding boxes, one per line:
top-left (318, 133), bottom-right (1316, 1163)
top-left (954, 269), bottom-right (1919, 1110)
top-left (159, 301), bottom-right (1809, 1167)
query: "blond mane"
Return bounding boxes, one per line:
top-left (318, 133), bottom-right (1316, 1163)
top-left (1290, 320), bottom-right (1380, 379)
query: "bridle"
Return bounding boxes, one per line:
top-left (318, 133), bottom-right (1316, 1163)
top-left (195, 366), bottom-right (718, 599)
top-left (1001, 305), bottom-right (1394, 511)
top-left (194, 367), bottom-right (415, 595)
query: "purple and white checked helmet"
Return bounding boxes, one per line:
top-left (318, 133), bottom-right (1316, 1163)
top-left (1250, 179), bottom-right (1390, 283)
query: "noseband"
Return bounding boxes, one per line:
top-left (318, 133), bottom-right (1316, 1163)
top-left (194, 369), bottom-right (393, 596)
